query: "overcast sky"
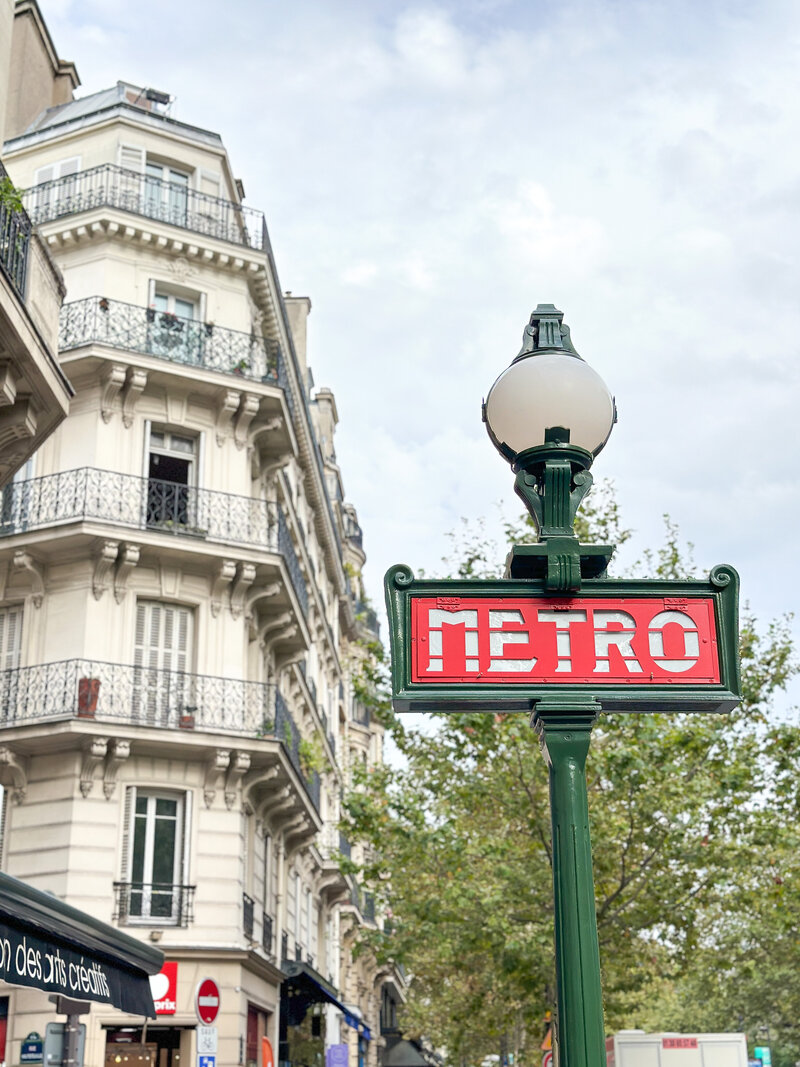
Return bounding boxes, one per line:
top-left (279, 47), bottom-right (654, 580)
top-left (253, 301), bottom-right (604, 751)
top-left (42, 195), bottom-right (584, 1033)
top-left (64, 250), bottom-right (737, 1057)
top-left (44, 0), bottom-right (800, 699)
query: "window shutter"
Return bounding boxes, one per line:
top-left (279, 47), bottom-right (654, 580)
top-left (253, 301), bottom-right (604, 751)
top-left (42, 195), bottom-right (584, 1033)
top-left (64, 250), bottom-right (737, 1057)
top-left (119, 785), bottom-right (137, 880)
top-left (0, 607), bottom-right (23, 671)
top-left (181, 789), bottom-right (192, 887)
top-left (118, 145), bottom-right (145, 173)
top-left (34, 164), bottom-right (55, 185)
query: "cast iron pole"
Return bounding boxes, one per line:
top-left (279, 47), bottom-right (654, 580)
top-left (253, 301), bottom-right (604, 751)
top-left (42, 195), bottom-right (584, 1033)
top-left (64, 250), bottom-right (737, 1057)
top-left (533, 697), bottom-right (605, 1067)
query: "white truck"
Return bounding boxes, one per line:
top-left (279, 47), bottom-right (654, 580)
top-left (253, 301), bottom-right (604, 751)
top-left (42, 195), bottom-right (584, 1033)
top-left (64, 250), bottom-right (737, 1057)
top-left (606, 1031), bottom-right (749, 1067)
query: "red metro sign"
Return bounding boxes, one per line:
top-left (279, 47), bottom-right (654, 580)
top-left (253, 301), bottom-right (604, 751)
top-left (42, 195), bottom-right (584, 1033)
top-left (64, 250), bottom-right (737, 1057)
top-left (385, 565), bottom-right (741, 715)
top-left (411, 596), bottom-right (720, 685)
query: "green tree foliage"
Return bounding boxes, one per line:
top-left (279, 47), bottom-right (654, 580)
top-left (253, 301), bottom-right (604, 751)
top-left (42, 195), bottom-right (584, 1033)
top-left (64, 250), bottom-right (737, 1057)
top-left (343, 484), bottom-right (799, 1066)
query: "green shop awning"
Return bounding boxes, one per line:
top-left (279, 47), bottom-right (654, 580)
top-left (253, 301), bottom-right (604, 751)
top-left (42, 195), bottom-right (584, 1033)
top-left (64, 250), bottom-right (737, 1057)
top-left (0, 872), bottom-right (163, 1017)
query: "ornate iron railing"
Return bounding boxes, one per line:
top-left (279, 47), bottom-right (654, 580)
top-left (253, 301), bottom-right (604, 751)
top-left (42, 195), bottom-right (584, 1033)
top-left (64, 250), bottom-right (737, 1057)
top-left (275, 689), bottom-right (321, 809)
top-left (243, 892), bottom-right (255, 939)
top-left (263, 912), bottom-right (274, 955)
top-left (24, 164), bottom-right (265, 249)
top-left (60, 296), bottom-right (278, 384)
top-left (0, 468), bottom-right (280, 551)
top-left (356, 600), bottom-right (380, 637)
top-left (0, 660), bottom-right (322, 811)
top-left (112, 881), bottom-right (196, 927)
top-left (0, 161), bottom-right (32, 300)
top-left (0, 658), bottom-right (277, 734)
top-left (277, 508), bottom-right (308, 616)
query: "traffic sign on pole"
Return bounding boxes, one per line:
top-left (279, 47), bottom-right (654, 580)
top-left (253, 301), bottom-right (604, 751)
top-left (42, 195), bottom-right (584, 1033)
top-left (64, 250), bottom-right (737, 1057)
top-left (195, 979), bottom-right (220, 1025)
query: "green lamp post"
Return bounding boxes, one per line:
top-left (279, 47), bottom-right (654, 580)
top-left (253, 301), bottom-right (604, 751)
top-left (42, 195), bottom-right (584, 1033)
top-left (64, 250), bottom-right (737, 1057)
top-left (384, 302), bottom-right (740, 1067)
top-left (483, 304), bottom-right (616, 1067)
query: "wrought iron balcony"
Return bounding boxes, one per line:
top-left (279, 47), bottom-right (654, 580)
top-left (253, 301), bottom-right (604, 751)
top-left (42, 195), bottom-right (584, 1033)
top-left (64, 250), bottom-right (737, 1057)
top-left (60, 296), bottom-right (279, 384)
top-left (276, 689), bottom-right (321, 809)
top-left (112, 881), bottom-right (196, 927)
top-left (24, 164), bottom-right (265, 250)
top-left (0, 467), bottom-right (283, 553)
top-left (0, 658), bottom-right (321, 809)
top-left (243, 892), bottom-right (255, 939)
top-left (0, 160), bottom-right (32, 300)
top-left (263, 912), bottom-right (274, 956)
top-left (355, 600), bottom-right (380, 637)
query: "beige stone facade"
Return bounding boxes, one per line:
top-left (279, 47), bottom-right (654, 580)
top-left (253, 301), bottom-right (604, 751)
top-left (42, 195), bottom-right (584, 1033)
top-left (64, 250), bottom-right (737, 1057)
top-left (0, 7), bottom-right (401, 1067)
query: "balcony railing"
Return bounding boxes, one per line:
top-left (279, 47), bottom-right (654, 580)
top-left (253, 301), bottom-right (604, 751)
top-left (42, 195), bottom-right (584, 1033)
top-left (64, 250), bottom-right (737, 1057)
top-left (276, 689), bottom-right (321, 809)
top-left (60, 296), bottom-right (279, 384)
top-left (243, 892), bottom-right (255, 940)
top-left (0, 659), bottom-right (321, 809)
top-left (24, 164), bottom-right (265, 250)
top-left (112, 881), bottom-right (196, 927)
top-left (277, 508), bottom-right (308, 617)
top-left (263, 912), bottom-right (274, 956)
top-left (0, 161), bottom-right (32, 300)
top-left (0, 468), bottom-right (281, 552)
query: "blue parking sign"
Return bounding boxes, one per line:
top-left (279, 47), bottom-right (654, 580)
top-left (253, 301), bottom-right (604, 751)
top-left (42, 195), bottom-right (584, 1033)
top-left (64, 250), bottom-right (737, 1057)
top-left (198, 1057), bottom-right (216, 1067)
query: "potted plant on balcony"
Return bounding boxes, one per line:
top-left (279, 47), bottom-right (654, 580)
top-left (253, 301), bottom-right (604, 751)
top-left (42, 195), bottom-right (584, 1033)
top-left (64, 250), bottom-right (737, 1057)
top-left (98, 297), bottom-right (110, 312)
top-left (233, 357), bottom-right (250, 376)
top-left (160, 311), bottom-right (183, 331)
top-left (77, 677), bottom-right (101, 717)
top-left (179, 705), bottom-right (197, 730)
top-left (204, 321), bottom-right (214, 337)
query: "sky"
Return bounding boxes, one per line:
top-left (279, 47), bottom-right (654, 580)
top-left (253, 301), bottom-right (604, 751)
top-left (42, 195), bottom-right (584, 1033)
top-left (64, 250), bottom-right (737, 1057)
top-left (42, 0), bottom-right (800, 702)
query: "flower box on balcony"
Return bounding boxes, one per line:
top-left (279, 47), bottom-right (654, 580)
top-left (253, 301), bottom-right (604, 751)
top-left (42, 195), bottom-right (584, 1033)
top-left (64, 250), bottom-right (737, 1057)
top-left (179, 707), bottom-right (196, 730)
top-left (78, 677), bottom-right (101, 717)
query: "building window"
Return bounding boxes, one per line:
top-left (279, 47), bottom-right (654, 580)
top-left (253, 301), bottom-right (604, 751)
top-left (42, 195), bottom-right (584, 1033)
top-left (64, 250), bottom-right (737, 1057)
top-left (145, 161), bottom-right (189, 224)
top-left (32, 157), bottom-right (80, 216)
top-left (116, 786), bottom-right (194, 926)
top-left (133, 600), bottom-right (195, 725)
top-left (147, 289), bottom-right (204, 365)
top-left (147, 428), bottom-right (198, 529)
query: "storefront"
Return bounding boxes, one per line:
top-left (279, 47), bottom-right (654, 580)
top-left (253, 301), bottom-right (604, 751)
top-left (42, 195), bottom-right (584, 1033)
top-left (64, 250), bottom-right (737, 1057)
top-left (0, 871), bottom-right (163, 1016)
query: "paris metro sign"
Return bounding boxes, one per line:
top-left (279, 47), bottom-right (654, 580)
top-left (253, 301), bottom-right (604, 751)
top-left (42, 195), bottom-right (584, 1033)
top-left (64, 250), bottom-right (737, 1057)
top-left (384, 564), bottom-right (741, 714)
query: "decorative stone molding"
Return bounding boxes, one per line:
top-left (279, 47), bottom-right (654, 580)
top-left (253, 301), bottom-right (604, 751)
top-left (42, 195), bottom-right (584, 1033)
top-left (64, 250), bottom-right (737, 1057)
top-left (121, 368), bottom-right (147, 428)
top-left (225, 752), bottom-right (252, 809)
top-left (234, 394), bottom-right (261, 450)
top-left (215, 389), bottom-right (240, 446)
top-left (101, 364), bottom-right (126, 422)
top-left (167, 256), bottom-right (198, 283)
top-left (12, 552), bottom-right (45, 608)
top-left (210, 560), bottom-right (237, 618)
top-left (79, 737), bottom-right (108, 798)
top-left (0, 747), bottom-right (27, 804)
top-left (247, 584), bottom-right (282, 639)
top-left (0, 399), bottom-right (37, 451)
top-left (204, 750), bottom-right (231, 807)
top-left (103, 739), bottom-right (131, 799)
top-left (92, 540), bottom-right (119, 600)
top-left (0, 362), bottom-right (16, 406)
top-left (114, 543), bottom-right (140, 603)
top-left (230, 563), bottom-right (256, 620)
top-left (264, 624), bottom-right (298, 658)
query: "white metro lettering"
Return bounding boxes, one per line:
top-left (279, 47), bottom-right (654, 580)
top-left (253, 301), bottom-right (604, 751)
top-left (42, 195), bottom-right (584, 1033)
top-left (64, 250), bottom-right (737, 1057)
top-left (426, 609), bottom-right (479, 672)
top-left (648, 610), bottom-right (700, 672)
top-left (537, 610), bottom-right (587, 672)
top-left (487, 611), bottom-right (536, 672)
top-left (593, 610), bottom-right (643, 673)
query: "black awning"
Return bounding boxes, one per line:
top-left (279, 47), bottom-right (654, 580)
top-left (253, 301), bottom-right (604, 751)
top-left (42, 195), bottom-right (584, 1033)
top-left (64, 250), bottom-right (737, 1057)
top-left (281, 961), bottom-right (351, 1028)
top-left (0, 872), bottom-right (163, 1017)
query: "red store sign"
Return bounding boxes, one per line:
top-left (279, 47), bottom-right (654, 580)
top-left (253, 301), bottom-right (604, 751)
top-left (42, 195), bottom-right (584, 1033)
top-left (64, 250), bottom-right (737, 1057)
top-left (411, 596), bottom-right (720, 685)
top-left (150, 961), bottom-right (178, 1015)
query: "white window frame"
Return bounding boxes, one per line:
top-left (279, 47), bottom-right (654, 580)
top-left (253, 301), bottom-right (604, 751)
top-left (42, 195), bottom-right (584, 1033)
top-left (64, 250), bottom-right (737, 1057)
top-left (120, 786), bottom-right (192, 926)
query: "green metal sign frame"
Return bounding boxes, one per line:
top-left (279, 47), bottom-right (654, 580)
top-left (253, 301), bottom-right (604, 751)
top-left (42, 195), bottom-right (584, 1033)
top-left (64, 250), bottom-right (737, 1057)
top-left (385, 563), bottom-right (741, 714)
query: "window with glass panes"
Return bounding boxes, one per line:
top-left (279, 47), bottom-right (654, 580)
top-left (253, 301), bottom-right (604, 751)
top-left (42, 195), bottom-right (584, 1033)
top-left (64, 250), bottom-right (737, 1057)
top-left (0, 607), bottom-right (23, 721)
top-left (127, 790), bottom-right (185, 922)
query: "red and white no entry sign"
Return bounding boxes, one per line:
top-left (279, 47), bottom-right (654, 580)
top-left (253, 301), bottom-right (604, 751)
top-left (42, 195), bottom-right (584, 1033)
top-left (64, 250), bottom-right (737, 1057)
top-left (541, 1053), bottom-right (553, 1067)
top-left (195, 978), bottom-right (220, 1024)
